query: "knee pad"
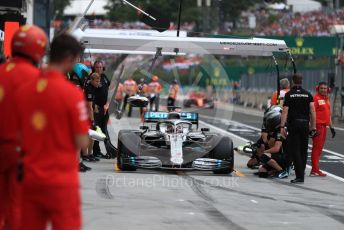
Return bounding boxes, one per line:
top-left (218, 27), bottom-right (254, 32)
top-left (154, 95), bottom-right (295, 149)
top-left (260, 154), bottom-right (271, 164)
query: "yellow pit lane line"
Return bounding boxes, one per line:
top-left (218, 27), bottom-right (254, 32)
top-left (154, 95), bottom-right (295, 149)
top-left (234, 169), bottom-right (245, 177)
top-left (114, 163), bottom-right (120, 172)
top-left (175, 171), bottom-right (186, 176)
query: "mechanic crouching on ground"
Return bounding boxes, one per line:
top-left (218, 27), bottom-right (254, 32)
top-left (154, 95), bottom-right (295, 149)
top-left (0, 25), bottom-right (47, 230)
top-left (246, 124), bottom-right (268, 169)
top-left (257, 106), bottom-right (288, 178)
top-left (246, 106), bottom-right (275, 169)
top-left (310, 82), bottom-right (336, 177)
top-left (281, 74), bottom-right (316, 184)
top-left (15, 34), bottom-right (89, 230)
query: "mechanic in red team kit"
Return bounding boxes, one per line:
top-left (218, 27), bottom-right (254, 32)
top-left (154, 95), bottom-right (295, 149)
top-left (15, 34), bottom-right (89, 230)
top-left (310, 82), bottom-right (336, 177)
top-left (0, 25), bottom-right (47, 230)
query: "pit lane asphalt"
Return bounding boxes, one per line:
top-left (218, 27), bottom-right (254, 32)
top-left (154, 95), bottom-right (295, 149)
top-left (79, 114), bottom-right (344, 230)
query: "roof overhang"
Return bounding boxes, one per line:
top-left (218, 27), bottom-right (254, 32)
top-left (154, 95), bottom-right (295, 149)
top-left (74, 29), bottom-right (288, 56)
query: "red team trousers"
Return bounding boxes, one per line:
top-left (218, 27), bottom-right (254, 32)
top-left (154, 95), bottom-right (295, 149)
top-left (21, 186), bottom-right (81, 230)
top-left (311, 124), bottom-right (327, 172)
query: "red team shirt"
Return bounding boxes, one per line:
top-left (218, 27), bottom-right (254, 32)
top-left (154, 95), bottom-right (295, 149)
top-left (0, 58), bottom-right (40, 171)
top-left (15, 69), bottom-right (89, 188)
top-left (313, 93), bottom-right (331, 125)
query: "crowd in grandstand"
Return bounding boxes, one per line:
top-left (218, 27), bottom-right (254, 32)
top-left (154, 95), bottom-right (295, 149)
top-left (88, 19), bottom-right (196, 31)
top-left (255, 9), bottom-right (344, 36)
top-left (53, 8), bottom-right (344, 37)
top-left (52, 18), bottom-right (195, 32)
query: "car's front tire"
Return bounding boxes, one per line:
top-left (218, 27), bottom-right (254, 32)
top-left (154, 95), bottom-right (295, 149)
top-left (117, 130), bottom-right (140, 171)
top-left (211, 136), bottom-right (234, 174)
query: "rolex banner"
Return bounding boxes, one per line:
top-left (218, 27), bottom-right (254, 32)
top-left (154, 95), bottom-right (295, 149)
top-left (262, 36), bottom-right (337, 56)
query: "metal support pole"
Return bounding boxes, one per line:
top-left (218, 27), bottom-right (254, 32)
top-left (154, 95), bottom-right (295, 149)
top-left (337, 35), bottom-right (344, 118)
top-left (148, 47), bottom-right (162, 74)
top-left (177, 0), bottom-right (183, 37)
top-left (122, 0), bottom-right (156, 20)
top-left (288, 51), bottom-right (297, 74)
top-left (272, 55), bottom-right (280, 102)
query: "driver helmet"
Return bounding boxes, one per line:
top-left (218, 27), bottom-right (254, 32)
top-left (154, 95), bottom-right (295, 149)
top-left (167, 112), bottom-right (181, 120)
top-left (166, 123), bottom-right (174, 133)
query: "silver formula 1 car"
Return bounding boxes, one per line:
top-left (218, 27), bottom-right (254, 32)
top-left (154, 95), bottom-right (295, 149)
top-left (117, 111), bottom-right (234, 174)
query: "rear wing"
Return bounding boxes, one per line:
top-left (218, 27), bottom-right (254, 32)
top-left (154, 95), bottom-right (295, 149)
top-left (144, 112), bottom-right (169, 122)
top-left (180, 112), bottom-right (198, 125)
top-left (143, 111), bottom-right (199, 125)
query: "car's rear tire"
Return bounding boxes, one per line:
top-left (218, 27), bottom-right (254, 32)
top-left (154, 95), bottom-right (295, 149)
top-left (117, 130), bottom-right (140, 171)
top-left (211, 136), bottom-right (234, 174)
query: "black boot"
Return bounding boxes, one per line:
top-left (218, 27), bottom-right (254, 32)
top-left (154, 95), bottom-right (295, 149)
top-left (80, 162), bottom-right (92, 171)
top-left (290, 178), bottom-right (304, 184)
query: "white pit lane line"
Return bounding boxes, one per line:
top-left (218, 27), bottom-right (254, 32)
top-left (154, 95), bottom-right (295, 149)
top-left (332, 126), bottom-right (344, 131)
top-left (250, 199), bottom-right (258, 204)
top-left (199, 119), bottom-right (344, 183)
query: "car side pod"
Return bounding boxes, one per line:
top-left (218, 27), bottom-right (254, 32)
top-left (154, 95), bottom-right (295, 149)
top-left (192, 158), bottom-right (231, 170)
